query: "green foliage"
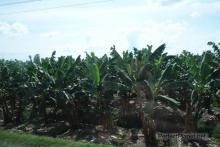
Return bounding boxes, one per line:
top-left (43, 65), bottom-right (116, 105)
top-left (156, 95), bottom-right (180, 107)
top-left (197, 120), bottom-right (217, 135)
top-left (213, 123), bottom-right (220, 138)
top-left (0, 42), bottom-right (220, 137)
top-left (0, 130), bottom-right (114, 147)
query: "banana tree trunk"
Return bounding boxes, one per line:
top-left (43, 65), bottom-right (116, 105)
top-left (100, 98), bottom-right (113, 130)
top-left (2, 99), bottom-right (12, 125)
top-left (140, 111), bottom-right (158, 147)
top-left (101, 111), bottom-right (113, 130)
top-left (15, 97), bottom-right (22, 124)
top-left (66, 102), bottom-right (79, 130)
top-left (136, 81), bottom-right (157, 147)
top-left (185, 100), bottom-right (195, 132)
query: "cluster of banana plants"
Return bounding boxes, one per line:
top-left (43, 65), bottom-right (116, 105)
top-left (0, 43), bottom-right (220, 137)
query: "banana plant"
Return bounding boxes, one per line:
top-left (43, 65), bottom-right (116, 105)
top-left (107, 44), bottom-right (179, 146)
top-left (0, 60), bottom-right (28, 124)
top-left (83, 52), bottom-right (117, 129)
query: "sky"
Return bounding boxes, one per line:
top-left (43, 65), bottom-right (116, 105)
top-left (0, 0), bottom-right (220, 60)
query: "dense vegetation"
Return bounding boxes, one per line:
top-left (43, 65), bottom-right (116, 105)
top-left (0, 42), bottom-right (220, 146)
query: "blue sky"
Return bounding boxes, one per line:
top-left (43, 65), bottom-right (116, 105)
top-left (0, 0), bottom-right (220, 60)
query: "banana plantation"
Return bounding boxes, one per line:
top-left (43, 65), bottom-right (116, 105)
top-left (0, 42), bottom-right (220, 146)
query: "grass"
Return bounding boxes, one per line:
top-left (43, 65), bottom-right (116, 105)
top-left (0, 130), bottom-right (114, 147)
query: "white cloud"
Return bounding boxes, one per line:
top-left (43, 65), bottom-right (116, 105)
top-left (116, 20), bottom-right (189, 50)
top-left (190, 11), bottom-right (200, 17)
top-left (40, 31), bottom-right (63, 38)
top-left (0, 0), bottom-right (219, 59)
top-left (151, 0), bottom-right (220, 6)
top-left (144, 0), bottom-right (220, 14)
top-left (70, 20), bottom-right (189, 55)
top-left (0, 22), bottom-right (28, 36)
top-left (153, 0), bottom-right (182, 6)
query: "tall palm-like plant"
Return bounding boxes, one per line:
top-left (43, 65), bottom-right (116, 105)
top-left (84, 52), bottom-right (117, 129)
top-left (107, 44), bottom-right (179, 146)
top-left (0, 60), bottom-right (28, 124)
